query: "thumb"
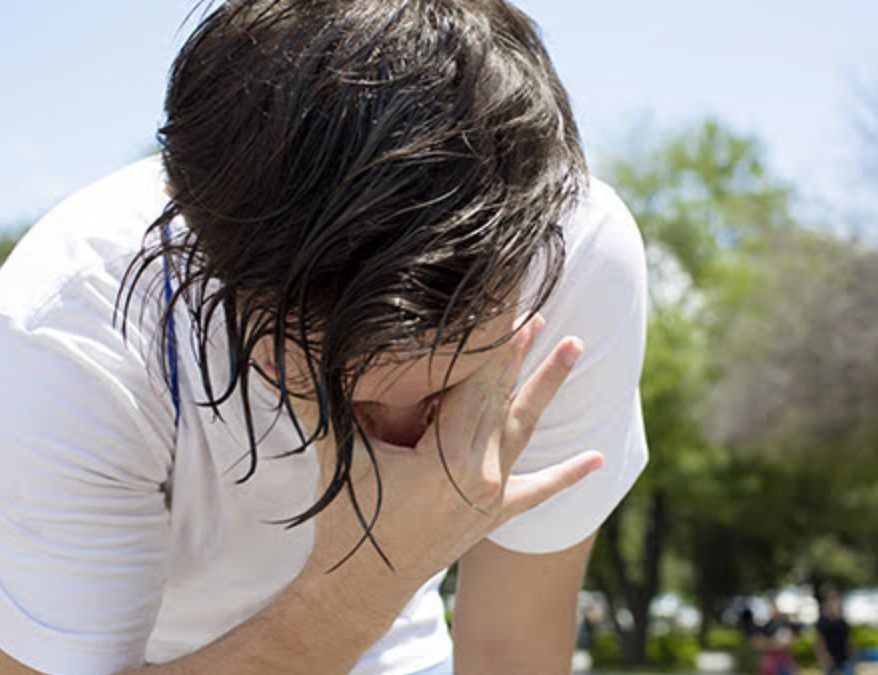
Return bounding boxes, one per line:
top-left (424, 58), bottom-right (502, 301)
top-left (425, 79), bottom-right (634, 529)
top-left (501, 450), bottom-right (604, 518)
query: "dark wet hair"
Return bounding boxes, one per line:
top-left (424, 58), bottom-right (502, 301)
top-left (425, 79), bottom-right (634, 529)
top-left (117, 0), bottom-right (586, 570)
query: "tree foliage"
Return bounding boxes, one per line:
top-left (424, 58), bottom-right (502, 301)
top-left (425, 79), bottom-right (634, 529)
top-left (704, 231), bottom-right (878, 469)
top-left (0, 234), bottom-right (19, 267)
top-left (586, 118), bottom-right (878, 666)
top-left (0, 224), bottom-right (28, 267)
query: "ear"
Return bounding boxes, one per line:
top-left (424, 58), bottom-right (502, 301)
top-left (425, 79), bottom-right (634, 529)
top-left (251, 336), bottom-right (279, 379)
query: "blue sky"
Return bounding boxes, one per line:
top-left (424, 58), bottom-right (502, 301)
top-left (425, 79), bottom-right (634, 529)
top-left (1, 1), bottom-right (876, 231)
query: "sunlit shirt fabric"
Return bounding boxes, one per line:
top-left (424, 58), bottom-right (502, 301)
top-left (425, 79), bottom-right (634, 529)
top-left (0, 156), bottom-right (649, 675)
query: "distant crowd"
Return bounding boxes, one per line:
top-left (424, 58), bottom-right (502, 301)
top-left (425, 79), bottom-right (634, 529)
top-left (739, 592), bottom-right (854, 675)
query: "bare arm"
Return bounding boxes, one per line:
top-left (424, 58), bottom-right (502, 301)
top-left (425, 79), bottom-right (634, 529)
top-left (452, 531), bottom-right (598, 674)
top-left (1, 317), bottom-right (603, 674)
top-left (0, 556), bottom-right (414, 675)
top-left (127, 556), bottom-right (414, 674)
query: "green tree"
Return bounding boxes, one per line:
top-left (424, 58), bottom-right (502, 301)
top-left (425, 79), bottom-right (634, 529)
top-left (587, 119), bottom-right (798, 666)
top-left (702, 229), bottom-right (878, 595)
top-left (0, 224), bottom-right (29, 267)
top-left (0, 234), bottom-right (18, 267)
top-left (590, 118), bottom-right (878, 669)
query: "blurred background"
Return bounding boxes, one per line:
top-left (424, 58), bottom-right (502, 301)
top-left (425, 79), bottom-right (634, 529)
top-left (2, 2), bottom-right (876, 673)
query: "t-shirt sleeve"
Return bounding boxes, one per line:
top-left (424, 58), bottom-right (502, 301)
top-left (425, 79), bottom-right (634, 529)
top-left (487, 183), bottom-right (649, 554)
top-left (0, 277), bottom-right (174, 674)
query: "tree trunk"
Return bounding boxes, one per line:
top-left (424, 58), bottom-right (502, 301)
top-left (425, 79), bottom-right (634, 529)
top-left (601, 491), bottom-right (668, 666)
top-left (693, 520), bottom-right (742, 647)
top-left (697, 591), bottom-right (713, 647)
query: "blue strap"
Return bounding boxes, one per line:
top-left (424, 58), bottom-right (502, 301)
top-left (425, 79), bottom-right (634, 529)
top-left (161, 222), bottom-right (180, 429)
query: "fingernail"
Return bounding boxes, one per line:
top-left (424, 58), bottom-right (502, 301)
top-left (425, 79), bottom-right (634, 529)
top-left (562, 337), bottom-right (584, 368)
top-left (585, 452), bottom-right (605, 471)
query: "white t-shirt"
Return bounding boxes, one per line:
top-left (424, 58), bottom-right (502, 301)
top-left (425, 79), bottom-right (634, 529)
top-left (0, 156), bottom-right (649, 675)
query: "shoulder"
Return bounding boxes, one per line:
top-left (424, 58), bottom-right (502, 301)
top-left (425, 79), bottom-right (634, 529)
top-left (487, 178), bottom-right (650, 553)
top-left (0, 157), bottom-right (175, 476)
top-left (560, 176), bottom-right (646, 309)
top-left (544, 175), bottom-right (646, 324)
top-left (0, 155), bottom-right (168, 326)
top-left (523, 176), bottom-right (647, 391)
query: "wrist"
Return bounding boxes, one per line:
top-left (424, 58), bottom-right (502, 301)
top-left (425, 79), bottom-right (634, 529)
top-left (292, 549), bottom-right (418, 647)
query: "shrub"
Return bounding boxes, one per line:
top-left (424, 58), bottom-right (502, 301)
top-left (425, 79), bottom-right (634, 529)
top-left (589, 632), bottom-right (622, 667)
top-left (647, 631), bottom-right (699, 670)
top-left (853, 625), bottom-right (878, 650)
top-left (705, 626), bottom-right (746, 651)
top-left (790, 630), bottom-right (817, 668)
top-left (589, 630), bottom-right (699, 670)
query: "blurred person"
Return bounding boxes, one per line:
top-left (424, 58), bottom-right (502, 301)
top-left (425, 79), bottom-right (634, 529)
top-left (738, 607), bottom-right (758, 640)
top-left (752, 599), bottom-right (800, 675)
top-left (576, 595), bottom-right (605, 651)
top-left (735, 607), bottom-right (761, 672)
top-left (0, 1), bottom-right (649, 674)
top-left (816, 592), bottom-right (855, 675)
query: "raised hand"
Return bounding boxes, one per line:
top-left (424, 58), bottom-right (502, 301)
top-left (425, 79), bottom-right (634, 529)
top-left (302, 315), bottom-right (605, 587)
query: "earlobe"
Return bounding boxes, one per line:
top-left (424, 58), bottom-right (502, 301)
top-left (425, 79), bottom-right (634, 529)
top-left (263, 359), bottom-right (279, 379)
top-left (250, 338), bottom-right (280, 383)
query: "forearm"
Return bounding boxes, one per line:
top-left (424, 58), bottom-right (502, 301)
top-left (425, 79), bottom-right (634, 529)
top-left (452, 587), bottom-right (577, 675)
top-left (120, 559), bottom-right (414, 675)
top-left (452, 535), bottom-right (595, 675)
top-left (453, 625), bottom-right (576, 675)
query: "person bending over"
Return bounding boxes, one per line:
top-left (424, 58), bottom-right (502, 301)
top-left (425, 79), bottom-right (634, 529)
top-left (0, 1), bottom-right (649, 673)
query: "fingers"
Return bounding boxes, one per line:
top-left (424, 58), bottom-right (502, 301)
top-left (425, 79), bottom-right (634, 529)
top-left (501, 335), bottom-right (584, 473)
top-left (466, 314), bottom-right (544, 466)
top-left (463, 313), bottom-right (544, 398)
top-left (425, 314), bottom-right (544, 459)
top-left (502, 450), bottom-right (605, 516)
top-left (498, 313), bottom-right (545, 392)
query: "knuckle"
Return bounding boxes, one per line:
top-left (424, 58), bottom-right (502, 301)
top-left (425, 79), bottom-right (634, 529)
top-left (470, 380), bottom-right (493, 405)
top-left (513, 405), bottom-right (539, 435)
top-left (472, 473), bottom-right (503, 509)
